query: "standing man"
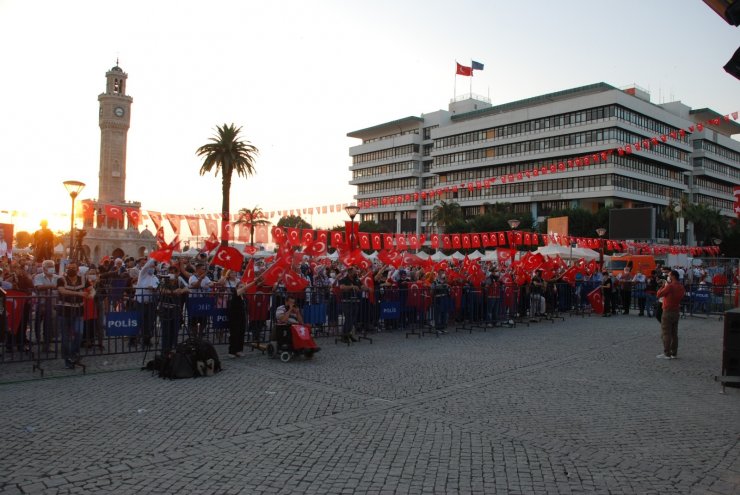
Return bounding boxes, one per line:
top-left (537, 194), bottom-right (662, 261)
top-left (339, 267), bottom-right (362, 343)
top-left (33, 259), bottom-right (59, 352)
top-left (600, 270), bottom-right (613, 317)
top-left (616, 266), bottom-right (634, 315)
top-left (656, 269), bottom-right (686, 360)
top-left (56, 262), bottom-right (93, 369)
top-left (633, 270), bottom-right (647, 316)
top-left (33, 220), bottom-right (54, 262)
top-left (133, 259), bottom-right (159, 348)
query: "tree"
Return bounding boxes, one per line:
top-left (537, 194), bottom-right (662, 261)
top-left (277, 215), bottom-right (312, 229)
top-left (684, 203), bottom-right (726, 245)
top-left (196, 123), bottom-right (259, 247)
top-left (358, 220), bottom-right (385, 233)
top-left (430, 201), bottom-right (463, 233)
top-left (235, 205), bottom-right (272, 247)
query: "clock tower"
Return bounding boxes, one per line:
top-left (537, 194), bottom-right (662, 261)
top-left (79, 64), bottom-right (155, 263)
top-left (97, 64), bottom-right (133, 202)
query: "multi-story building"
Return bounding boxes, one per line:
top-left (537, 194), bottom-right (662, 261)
top-left (347, 82), bottom-right (740, 243)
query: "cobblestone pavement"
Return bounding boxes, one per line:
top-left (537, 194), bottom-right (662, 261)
top-left (1, 313), bottom-right (738, 494)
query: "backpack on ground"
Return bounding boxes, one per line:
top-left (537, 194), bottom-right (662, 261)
top-left (157, 338), bottom-right (221, 379)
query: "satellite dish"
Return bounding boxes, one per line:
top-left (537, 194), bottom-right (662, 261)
top-left (673, 204), bottom-right (681, 213)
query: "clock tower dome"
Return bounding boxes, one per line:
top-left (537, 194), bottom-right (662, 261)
top-left (97, 64), bottom-right (133, 203)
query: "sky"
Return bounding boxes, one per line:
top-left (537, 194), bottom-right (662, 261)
top-left (0, 0), bottom-right (738, 236)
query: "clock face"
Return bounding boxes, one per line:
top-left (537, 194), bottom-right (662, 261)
top-left (114, 107), bottom-right (125, 117)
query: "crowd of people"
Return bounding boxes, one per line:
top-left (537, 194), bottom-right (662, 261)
top-left (1, 241), bottom-right (736, 369)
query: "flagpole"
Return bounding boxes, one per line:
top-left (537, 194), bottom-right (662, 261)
top-left (469, 59), bottom-right (473, 97)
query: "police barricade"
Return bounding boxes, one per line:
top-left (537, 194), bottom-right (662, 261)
top-left (682, 284), bottom-right (736, 318)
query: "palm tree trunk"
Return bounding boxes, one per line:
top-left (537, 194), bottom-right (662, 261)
top-left (221, 174), bottom-right (231, 247)
top-left (250, 224), bottom-right (255, 247)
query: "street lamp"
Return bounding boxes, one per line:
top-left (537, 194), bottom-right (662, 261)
top-left (713, 238), bottom-right (722, 264)
top-left (63, 180), bottom-right (85, 261)
top-left (596, 227), bottom-right (607, 271)
top-left (345, 204), bottom-right (360, 250)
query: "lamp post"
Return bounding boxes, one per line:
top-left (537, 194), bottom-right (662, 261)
top-left (345, 204), bottom-right (360, 250)
top-left (596, 227), bottom-right (607, 271)
top-left (713, 237), bottom-right (722, 266)
top-left (63, 180), bottom-right (85, 261)
top-left (507, 218), bottom-right (520, 264)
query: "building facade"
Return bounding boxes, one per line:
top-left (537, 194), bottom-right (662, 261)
top-left (81, 65), bottom-right (155, 262)
top-left (347, 82), bottom-right (740, 243)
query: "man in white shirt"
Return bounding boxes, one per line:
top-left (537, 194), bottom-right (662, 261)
top-left (33, 259), bottom-right (59, 352)
top-left (188, 263), bottom-right (212, 337)
top-left (0, 228), bottom-right (9, 259)
top-left (133, 259), bottom-right (159, 348)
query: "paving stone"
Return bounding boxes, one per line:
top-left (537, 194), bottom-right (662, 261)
top-left (0, 315), bottom-right (738, 493)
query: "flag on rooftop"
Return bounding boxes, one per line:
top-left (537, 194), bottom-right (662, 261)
top-left (455, 62), bottom-right (472, 76)
top-left (471, 60), bottom-right (484, 71)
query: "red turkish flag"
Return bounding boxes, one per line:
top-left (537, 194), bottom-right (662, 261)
top-left (241, 258), bottom-right (255, 284)
top-left (148, 211), bottom-right (163, 231)
top-left (471, 234), bottom-right (481, 248)
top-left (498, 232), bottom-right (506, 246)
top-left (362, 271), bottom-right (375, 304)
top-left (481, 233), bottom-right (490, 247)
top-left (155, 227), bottom-right (167, 249)
top-left (316, 230), bottom-right (328, 245)
top-left (377, 249), bottom-right (403, 268)
top-left (105, 204), bottom-right (124, 221)
top-left (287, 228), bottom-right (301, 246)
top-left (560, 266), bottom-right (578, 286)
top-left (587, 287), bottom-right (604, 314)
top-left (220, 219), bottom-right (232, 242)
top-left (451, 235), bottom-right (461, 249)
top-left (524, 233), bottom-right (532, 246)
top-left (272, 226), bottom-right (286, 244)
top-left (371, 233), bottom-right (382, 250)
top-left (126, 208), bottom-right (141, 228)
top-left (202, 232), bottom-right (220, 253)
top-left (304, 238), bottom-right (328, 257)
top-left (283, 270), bottom-right (310, 293)
top-left (408, 234), bottom-right (419, 250)
top-left (81, 200), bottom-right (95, 220)
top-left (382, 234), bottom-right (394, 250)
top-left (431, 234), bottom-right (440, 250)
top-left (185, 216), bottom-right (200, 236)
top-left (212, 245), bottom-right (244, 272)
top-left (165, 214), bottom-right (181, 235)
top-left (301, 230), bottom-right (315, 247)
top-left (442, 235), bottom-right (452, 250)
top-left (358, 233), bottom-right (371, 250)
top-left (462, 235), bottom-right (471, 249)
top-left (243, 245), bottom-right (257, 256)
top-left (396, 234), bottom-right (407, 251)
top-left (497, 249), bottom-right (512, 264)
top-left (331, 231), bottom-right (345, 248)
top-left (260, 261), bottom-right (287, 286)
top-left (254, 224), bottom-right (269, 244)
top-left (149, 247), bottom-right (174, 264)
top-left (455, 62), bottom-right (472, 76)
top-left (203, 217), bottom-right (218, 236)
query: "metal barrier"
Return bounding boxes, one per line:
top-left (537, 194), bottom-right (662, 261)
top-left (3, 282), bottom-right (735, 374)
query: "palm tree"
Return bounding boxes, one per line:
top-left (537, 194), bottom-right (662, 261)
top-left (196, 123), bottom-right (259, 247)
top-left (684, 202), bottom-right (726, 245)
top-left (429, 200), bottom-right (463, 233)
top-left (235, 205), bottom-right (272, 247)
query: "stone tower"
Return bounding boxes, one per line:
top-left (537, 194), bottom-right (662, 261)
top-left (97, 65), bottom-right (133, 202)
top-left (80, 64), bottom-right (155, 263)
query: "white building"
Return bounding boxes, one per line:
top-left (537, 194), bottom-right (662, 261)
top-left (348, 82), bottom-right (740, 242)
